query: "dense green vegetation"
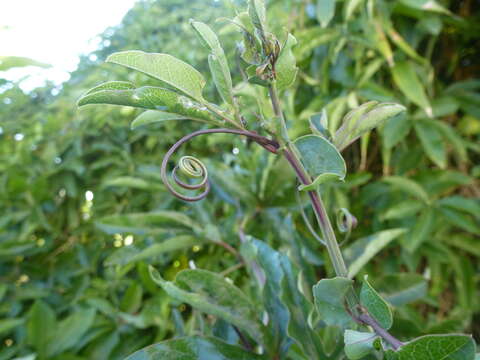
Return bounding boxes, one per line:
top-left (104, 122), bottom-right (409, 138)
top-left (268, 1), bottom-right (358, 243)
top-left (1, 0), bottom-right (479, 359)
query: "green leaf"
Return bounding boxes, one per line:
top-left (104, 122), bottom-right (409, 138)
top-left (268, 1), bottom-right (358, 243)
top-left (335, 102), bottom-right (406, 151)
top-left (313, 277), bottom-right (354, 327)
top-left (248, 0), bottom-right (267, 31)
top-left (78, 85), bottom-right (217, 123)
top-left (0, 318), bottom-right (24, 336)
top-left (399, 0), bottom-right (452, 15)
top-left (376, 273), bottom-right (428, 306)
top-left (414, 120), bottom-right (447, 168)
top-left (105, 235), bottom-right (199, 266)
top-left (317, 0), bottom-right (336, 28)
top-left (120, 283), bottom-right (143, 313)
top-left (26, 300), bottom-right (56, 358)
top-left (0, 56), bottom-right (50, 71)
top-left (96, 211), bottom-right (200, 235)
top-left (406, 207), bottom-right (435, 252)
top-left (84, 80), bottom-right (136, 94)
top-left (392, 61), bottom-right (432, 116)
top-left (344, 330), bottom-right (378, 360)
top-left (275, 34), bottom-right (298, 90)
top-left (382, 113), bottom-right (412, 149)
top-left (149, 267), bottom-right (263, 341)
top-left (106, 50), bottom-right (206, 101)
top-left (294, 135), bottom-right (346, 190)
top-left (125, 336), bottom-right (267, 360)
top-left (344, 228), bottom-right (407, 278)
top-left (190, 20), bottom-right (234, 105)
top-left (388, 334), bottom-right (475, 360)
top-left (360, 276), bottom-right (393, 330)
top-left (279, 253), bottom-right (326, 359)
top-left (131, 110), bottom-right (188, 129)
top-left (208, 54), bottom-right (234, 105)
top-left (240, 237), bottom-right (291, 354)
top-left (46, 308), bottom-right (96, 357)
top-left (380, 200), bottom-right (424, 221)
top-left (383, 176), bottom-right (430, 203)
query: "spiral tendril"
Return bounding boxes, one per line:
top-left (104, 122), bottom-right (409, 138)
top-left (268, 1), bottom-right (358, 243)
top-left (161, 128), bottom-right (278, 202)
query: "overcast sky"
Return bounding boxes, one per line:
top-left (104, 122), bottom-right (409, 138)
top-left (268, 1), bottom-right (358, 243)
top-left (0, 0), bottom-right (137, 89)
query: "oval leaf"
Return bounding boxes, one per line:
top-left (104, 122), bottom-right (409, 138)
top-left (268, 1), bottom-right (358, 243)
top-left (360, 276), bottom-right (393, 330)
top-left (313, 277), bottom-right (354, 328)
top-left (294, 135), bottom-right (346, 190)
top-left (106, 51), bottom-right (206, 101)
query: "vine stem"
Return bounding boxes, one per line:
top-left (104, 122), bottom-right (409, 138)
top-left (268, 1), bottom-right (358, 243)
top-left (267, 82), bottom-right (405, 350)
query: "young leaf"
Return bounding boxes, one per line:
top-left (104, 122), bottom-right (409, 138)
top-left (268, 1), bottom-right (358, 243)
top-left (344, 330), bottom-right (378, 360)
top-left (386, 334), bottom-right (475, 360)
top-left (294, 135), bottom-right (346, 191)
top-left (275, 34), bottom-right (298, 90)
top-left (248, 0), bottom-right (267, 31)
top-left (414, 119), bottom-right (447, 169)
top-left (125, 336), bottom-right (267, 360)
top-left (78, 85), bottom-right (218, 123)
top-left (317, 0), bottom-right (336, 28)
top-left (106, 51), bottom-right (206, 101)
top-left (149, 267), bottom-right (263, 341)
top-left (313, 277), bottom-right (354, 327)
top-left (190, 20), bottom-right (234, 105)
top-left (391, 61), bottom-right (432, 116)
top-left (360, 276), bottom-right (393, 330)
top-left (335, 102), bottom-right (406, 151)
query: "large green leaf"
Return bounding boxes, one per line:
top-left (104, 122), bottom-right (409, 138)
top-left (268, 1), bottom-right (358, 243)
top-left (386, 334), bottom-right (475, 360)
top-left (149, 267), bottom-right (263, 341)
top-left (294, 135), bottom-right (346, 190)
top-left (392, 61), bottom-right (432, 116)
top-left (313, 277), bottom-right (353, 327)
top-left (106, 51), bottom-right (206, 101)
top-left (78, 84), bottom-right (218, 123)
top-left (360, 276), bottom-right (393, 330)
top-left (125, 336), bottom-right (267, 360)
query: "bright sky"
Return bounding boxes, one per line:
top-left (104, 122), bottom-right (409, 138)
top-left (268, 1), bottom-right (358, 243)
top-left (0, 0), bottom-right (137, 90)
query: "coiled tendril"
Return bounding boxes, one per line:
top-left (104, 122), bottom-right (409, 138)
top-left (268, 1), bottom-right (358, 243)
top-left (161, 128), bottom-right (278, 202)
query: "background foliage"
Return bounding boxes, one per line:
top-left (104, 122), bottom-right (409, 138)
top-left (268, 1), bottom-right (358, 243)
top-left (1, 0), bottom-right (479, 359)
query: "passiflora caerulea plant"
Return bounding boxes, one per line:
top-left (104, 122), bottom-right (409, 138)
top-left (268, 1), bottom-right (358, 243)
top-left (78, 1), bottom-right (477, 359)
